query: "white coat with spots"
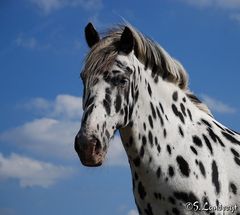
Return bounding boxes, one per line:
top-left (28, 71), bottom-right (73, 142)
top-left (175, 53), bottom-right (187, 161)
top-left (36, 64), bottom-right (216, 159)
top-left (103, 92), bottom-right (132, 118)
top-left (74, 23), bottom-right (240, 215)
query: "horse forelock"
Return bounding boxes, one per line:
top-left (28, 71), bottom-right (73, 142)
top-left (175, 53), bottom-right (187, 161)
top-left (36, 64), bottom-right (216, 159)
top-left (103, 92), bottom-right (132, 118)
top-left (82, 24), bottom-right (212, 116)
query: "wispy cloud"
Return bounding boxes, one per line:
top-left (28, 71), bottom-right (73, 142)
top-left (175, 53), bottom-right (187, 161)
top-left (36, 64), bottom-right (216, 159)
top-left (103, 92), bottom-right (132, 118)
top-left (216, 0), bottom-right (240, 9)
top-left (15, 35), bottom-right (38, 49)
top-left (78, 0), bottom-right (103, 11)
top-left (230, 13), bottom-right (240, 22)
top-left (179, 0), bottom-right (240, 23)
top-left (1, 94), bottom-right (128, 165)
top-left (0, 153), bottom-right (74, 188)
top-left (87, 13), bottom-right (108, 29)
top-left (201, 94), bottom-right (237, 114)
top-left (14, 34), bottom-right (50, 50)
top-left (179, 0), bottom-right (240, 9)
top-left (178, 0), bottom-right (211, 8)
top-left (29, 0), bottom-right (103, 14)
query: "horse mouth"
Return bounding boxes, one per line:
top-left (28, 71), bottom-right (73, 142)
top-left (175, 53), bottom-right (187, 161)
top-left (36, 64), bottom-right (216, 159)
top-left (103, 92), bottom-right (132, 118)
top-left (81, 159), bottom-right (103, 167)
top-left (78, 152), bottom-right (106, 167)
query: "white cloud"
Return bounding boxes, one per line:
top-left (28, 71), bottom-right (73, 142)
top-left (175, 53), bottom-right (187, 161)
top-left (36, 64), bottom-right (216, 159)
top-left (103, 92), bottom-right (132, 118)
top-left (77, 0), bottom-right (103, 11)
top-left (1, 94), bottom-right (128, 166)
top-left (29, 0), bottom-right (62, 13)
top-left (0, 118), bottom-right (79, 160)
top-left (14, 34), bottom-right (51, 50)
top-left (1, 94), bottom-right (82, 159)
top-left (230, 13), bottom-right (240, 22)
top-left (106, 136), bottom-right (128, 166)
top-left (25, 94), bottom-right (83, 119)
top-left (0, 153), bottom-right (74, 188)
top-left (15, 35), bottom-right (38, 49)
top-left (217, 0), bottom-right (240, 9)
top-left (127, 209), bottom-right (138, 215)
top-left (179, 0), bottom-right (211, 8)
top-left (29, 0), bottom-right (103, 14)
top-left (201, 94), bottom-right (237, 114)
top-left (179, 0), bottom-right (240, 9)
top-left (52, 94), bottom-right (82, 119)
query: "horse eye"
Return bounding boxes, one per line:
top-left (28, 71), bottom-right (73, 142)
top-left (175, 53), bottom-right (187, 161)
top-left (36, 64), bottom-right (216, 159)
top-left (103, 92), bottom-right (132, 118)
top-left (119, 78), bottom-right (128, 86)
top-left (111, 76), bottom-right (128, 87)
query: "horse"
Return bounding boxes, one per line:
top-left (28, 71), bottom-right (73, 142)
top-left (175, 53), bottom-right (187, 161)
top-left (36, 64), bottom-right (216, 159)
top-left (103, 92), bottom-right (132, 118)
top-left (74, 23), bottom-right (240, 215)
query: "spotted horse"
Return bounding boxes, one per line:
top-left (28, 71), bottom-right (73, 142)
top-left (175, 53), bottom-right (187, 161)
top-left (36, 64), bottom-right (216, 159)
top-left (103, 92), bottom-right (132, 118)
top-left (74, 23), bottom-right (240, 215)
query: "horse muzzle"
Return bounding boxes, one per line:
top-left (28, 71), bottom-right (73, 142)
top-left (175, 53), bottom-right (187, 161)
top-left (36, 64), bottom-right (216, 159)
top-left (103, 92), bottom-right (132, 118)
top-left (74, 132), bottom-right (106, 167)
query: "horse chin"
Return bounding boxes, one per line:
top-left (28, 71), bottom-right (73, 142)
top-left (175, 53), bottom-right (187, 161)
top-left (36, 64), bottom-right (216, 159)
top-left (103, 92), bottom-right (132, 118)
top-left (78, 150), bottom-right (106, 167)
top-left (82, 160), bottom-right (103, 167)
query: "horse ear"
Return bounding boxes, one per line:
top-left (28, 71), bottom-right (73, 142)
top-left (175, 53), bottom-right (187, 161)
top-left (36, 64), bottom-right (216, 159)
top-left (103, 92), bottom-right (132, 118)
top-left (85, 23), bottom-right (100, 48)
top-left (119, 27), bottom-right (134, 54)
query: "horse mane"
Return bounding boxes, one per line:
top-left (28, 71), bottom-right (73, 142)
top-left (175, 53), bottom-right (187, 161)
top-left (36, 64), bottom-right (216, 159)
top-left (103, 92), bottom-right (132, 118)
top-left (83, 24), bottom-right (212, 116)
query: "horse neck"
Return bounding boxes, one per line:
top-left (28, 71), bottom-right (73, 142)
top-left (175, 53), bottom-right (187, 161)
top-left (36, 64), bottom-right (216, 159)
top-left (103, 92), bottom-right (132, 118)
top-left (119, 63), bottom-right (206, 171)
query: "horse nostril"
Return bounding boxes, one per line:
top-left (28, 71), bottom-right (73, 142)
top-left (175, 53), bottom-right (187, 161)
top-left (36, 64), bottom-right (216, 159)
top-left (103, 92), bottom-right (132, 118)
top-left (89, 135), bottom-right (101, 154)
top-left (74, 135), bottom-right (82, 153)
top-left (94, 138), bottom-right (101, 154)
top-left (74, 132), bottom-right (89, 153)
top-left (75, 133), bottom-right (102, 155)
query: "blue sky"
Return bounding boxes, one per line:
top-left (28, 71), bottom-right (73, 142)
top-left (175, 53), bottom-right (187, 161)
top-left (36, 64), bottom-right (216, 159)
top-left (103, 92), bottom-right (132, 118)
top-left (0, 0), bottom-right (240, 215)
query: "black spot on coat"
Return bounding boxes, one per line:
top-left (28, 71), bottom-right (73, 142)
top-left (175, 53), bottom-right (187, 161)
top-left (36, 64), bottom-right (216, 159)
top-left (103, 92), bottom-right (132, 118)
top-left (199, 161), bottom-right (206, 178)
top-left (190, 146), bottom-right (198, 155)
top-left (172, 91), bottom-right (178, 101)
top-left (148, 115), bottom-right (153, 129)
top-left (208, 128), bottom-right (225, 147)
top-left (156, 166), bottom-right (161, 178)
top-left (234, 156), bottom-right (240, 166)
top-left (192, 135), bottom-right (203, 147)
top-left (176, 156), bottom-right (190, 177)
top-left (201, 119), bottom-right (212, 128)
top-left (144, 203), bottom-right (153, 215)
top-left (178, 126), bottom-right (184, 137)
top-left (222, 131), bottom-right (240, 146)
top-left (150, 102), bottom-right (156, 119)
top-left (133, 157), bottom-right (140, 167)
top-left (115, 94), bottom-right (122, 113)
top-left (172, 104), bottom-right (185, 124)
top-left (203, 134), bottom-right (213, 155)
top-left (138, 181), bottom-right (147, 199)
top-left (168, 165), bottom-right (175, 177)
top-left (173, 191), bottom-right (199, 204)
top-left (212, 160), bottom-right (220, 194)
top-left (180, 103), bottom-right (186, 116)
top-left (140, 145), bottom-right (145, 158)
top-left (229, 182), bottom-right (237, 195)
top-left (187, 109), bottom-right (192, 121)
top-left (231, 148), bottom-right (240, 157)
top-left (147, 83), bottom-right (152, 97)
top-left (167, 145), bottom-right (171, 155)
top-left (148, 131), bottom-right (153, 147)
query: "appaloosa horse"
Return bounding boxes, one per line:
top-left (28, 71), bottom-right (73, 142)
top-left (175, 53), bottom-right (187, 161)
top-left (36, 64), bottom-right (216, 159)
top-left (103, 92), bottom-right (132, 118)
top-left (75, 23), bottom-right (240, 215)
